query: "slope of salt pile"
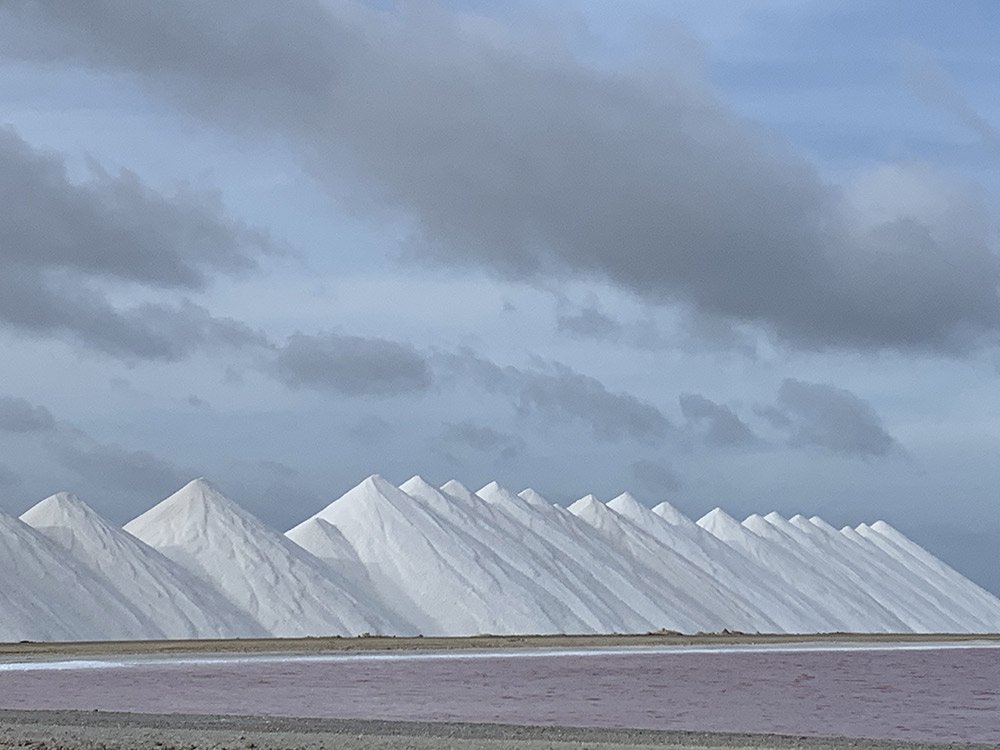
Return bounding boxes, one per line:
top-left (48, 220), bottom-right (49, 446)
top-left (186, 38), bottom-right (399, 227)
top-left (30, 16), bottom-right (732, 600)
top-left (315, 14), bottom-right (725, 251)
top-left (509, 485), bottom-right (681, 631)
top-left (21, 493), bottom-right (266, 639)
top-left (743, 513), bottom-right (907, 632)
top-left (125, 478), bottom-right (398, 637)
top-left (0, 511), bottom-right (158, 641)
top-left (402, 476), bottom-right (604, 633)
top-left (838, 523), bottom-right (992, 632)
top-left (568, 495), bottom-right (773, 633)
top-left (871, 521), bottom-right (1000, 625)
top-left (608, 494), bottom-right (824, 633)
top-left (857, 522), bottom-right (1000, 630)
top-left (284, 516), bottom-right (375, 597)
top-left (698, 508), bottom-right (868, 632)
top-left (768, 512), bottom-right (930, 629)
top-left (436, 480), bottom-right (644, 633)
top-left (4, 469), bottom-right (998, 642)
top-left (788, 515), bottom-right (971, 633)
top-left (290, 474), bottom-right (578, 635)
top-left (477, 483), bottom-right (660, 632)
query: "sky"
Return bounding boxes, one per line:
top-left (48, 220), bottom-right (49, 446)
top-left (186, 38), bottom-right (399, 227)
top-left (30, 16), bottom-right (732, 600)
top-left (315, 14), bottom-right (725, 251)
top-left (1, 1), bottom-right (998, 594)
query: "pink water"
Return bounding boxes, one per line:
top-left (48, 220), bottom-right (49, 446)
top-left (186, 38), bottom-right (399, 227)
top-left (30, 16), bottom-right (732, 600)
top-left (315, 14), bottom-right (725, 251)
top-left (1, 645), bottom-right (998, 743)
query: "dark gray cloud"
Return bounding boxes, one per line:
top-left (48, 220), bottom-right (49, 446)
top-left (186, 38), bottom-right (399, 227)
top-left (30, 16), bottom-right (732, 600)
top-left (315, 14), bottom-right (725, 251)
top-left (556, 303), bottom-right (623, 341)
top-left (556, 299), bottom-right (758, 356)
top-left (273, 332), bottom-right (432, 396)
top-left (0, 270), bottom-right (269, 360)
top-left (441, 420), bottom-right (516, 452)
top-left (253, 459), bottom-right (299, 480)
top-left (0, 395), bottom-right (56, 433)
top-left (630, 458), bottom-right (681, 494)
top-left (440, 419), bottom-right (523, 461)
top-left (0, 127), bottom-right (268, 287)
top-left (0, 126), bottom-right (273, 359)
top-left (4, 1), bottom-right (998, 351)
top-left (768, 378), bottom-right (897, 458)
top-left (186, 394), bottom-right (209, 409)
top-left (441, 351), bottom-right (670, 444)
top-left (0, 461), bottom-right (21, 488)
top-left (226, 457), bottom-right (300, 482)
top-left (672, 312), bottom-right (759, 358)
top-left (0, 393), bottom-right (191, 499)
top-left (679, 393), bottom-right (758, 447)
top-left (754, 404), bottom-right (792, 430)
top-left (48, 438), bottom-right (190, 496)
top-left (0, 393), bottom-right (316, 524)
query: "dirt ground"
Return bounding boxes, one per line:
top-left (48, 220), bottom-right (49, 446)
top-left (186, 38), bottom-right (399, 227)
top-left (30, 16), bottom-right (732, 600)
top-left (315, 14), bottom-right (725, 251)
top-left (1, 710), bottom-right (995, 750)
top-left (3, 631), bottom-right (998, 660)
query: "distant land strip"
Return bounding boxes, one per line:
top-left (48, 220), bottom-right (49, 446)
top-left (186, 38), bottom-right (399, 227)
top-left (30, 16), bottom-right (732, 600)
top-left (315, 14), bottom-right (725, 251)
top-left (3, 631), bottom-right (1000, 659)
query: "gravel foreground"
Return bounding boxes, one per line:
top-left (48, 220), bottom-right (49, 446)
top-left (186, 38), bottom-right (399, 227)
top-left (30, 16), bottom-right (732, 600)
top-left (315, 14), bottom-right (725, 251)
top-left (0, 711), bottom-right (995, 750)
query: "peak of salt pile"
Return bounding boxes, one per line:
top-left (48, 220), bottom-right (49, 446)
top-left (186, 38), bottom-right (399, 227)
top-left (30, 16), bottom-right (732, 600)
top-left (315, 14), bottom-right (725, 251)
top-left (439, 479), bottom-right (479, 505)
top-left (400, 475), bottom-right (454, 514)
top-left (21, 492), bottom-right (90, 528)
top-left (567, 494), bottom-right (604, 515)
top-left (605, 492), bottom-right (644, 516)
top-left (697, 508), bottom-right (744, 539)
top-left (807, 515), bottom-right (840, 533)
top-left (127, 478), bottom-right (397, 637)
top-left (21, 492), bottom-right (265, 639)
top-left (477, 481), bottom-right (525, 508)
top-left (518, 487), bottom-right (554, 508)
top-left (652, 500), bottom-right (696, 528)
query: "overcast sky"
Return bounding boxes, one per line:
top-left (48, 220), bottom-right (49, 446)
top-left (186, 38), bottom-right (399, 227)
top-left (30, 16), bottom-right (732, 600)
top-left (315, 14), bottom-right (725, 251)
top-left (1, 1), bottom-right (998, 594)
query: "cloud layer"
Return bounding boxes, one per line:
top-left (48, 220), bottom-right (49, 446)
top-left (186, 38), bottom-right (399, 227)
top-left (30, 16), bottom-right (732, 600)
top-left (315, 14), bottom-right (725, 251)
top-left (441, 351), bottom-right (671, 444)
top-left (0, 395), bottom-right (56, 433)
top-left (0, 126), bottom-right (273, 359)
top-left (3, 1), bottom-right (998, 352)
top-left (766, 379), bottom-right (898, 458)
top-left (274, 332), bottom-right (432, 397)
top-left (679, 393), bottom-right (758, 447)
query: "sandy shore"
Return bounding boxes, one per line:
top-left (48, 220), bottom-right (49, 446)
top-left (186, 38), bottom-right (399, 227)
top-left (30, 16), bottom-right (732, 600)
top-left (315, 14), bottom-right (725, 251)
top-left (3, 631), bottom-right (999, 660)
top-left (1, 710), bottom-right (995, 750)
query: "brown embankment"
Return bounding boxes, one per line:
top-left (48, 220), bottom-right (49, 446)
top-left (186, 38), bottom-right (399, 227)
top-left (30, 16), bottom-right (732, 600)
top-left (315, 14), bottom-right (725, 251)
top-left (2, 630), bottom-right (998, 660)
